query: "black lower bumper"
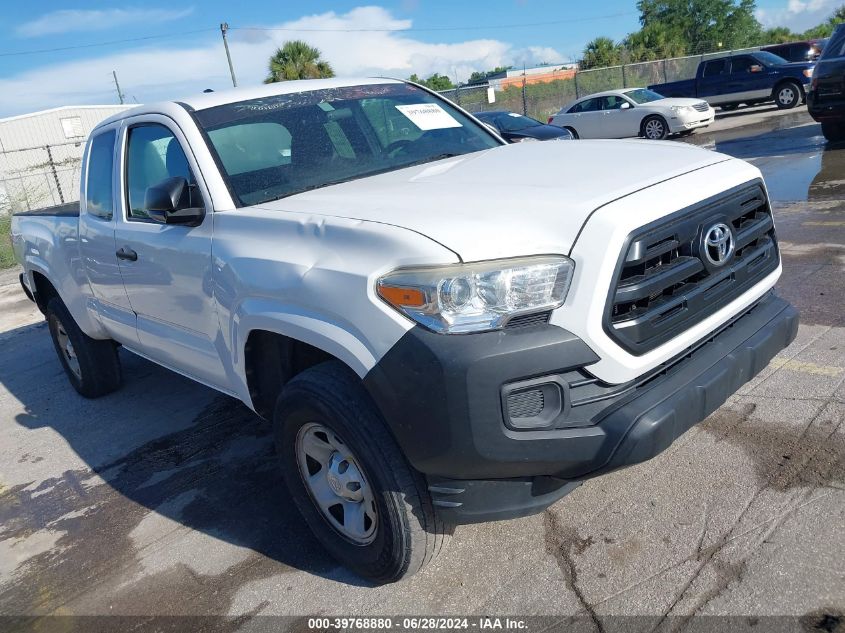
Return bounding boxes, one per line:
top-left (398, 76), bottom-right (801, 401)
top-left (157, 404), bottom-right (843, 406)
top-left (808, 92), bottom-right (845, 124)
top-left (364, 292), bottom-right (798, 523)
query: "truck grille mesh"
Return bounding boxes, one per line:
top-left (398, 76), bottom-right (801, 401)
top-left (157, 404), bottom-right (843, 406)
top-left (606, 181), bottom-right (778, 354)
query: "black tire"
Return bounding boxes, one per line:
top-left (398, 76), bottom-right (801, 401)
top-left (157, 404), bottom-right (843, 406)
top-left (273, 361), bottom-right (451, 583)
top-left (563, 126), bottom-right (579, 140)
top-left (641, 115), bottom-right (668, 140)
top-left (821, 122), bottom-right (845, 143)
top-left (46, 297), bottom-right (121, 398)
top-left (774, 81), bottom-right (802, 109)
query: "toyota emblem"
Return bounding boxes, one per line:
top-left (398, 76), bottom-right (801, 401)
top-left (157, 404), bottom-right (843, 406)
top-left (703, 222), bottom-right (734, 266)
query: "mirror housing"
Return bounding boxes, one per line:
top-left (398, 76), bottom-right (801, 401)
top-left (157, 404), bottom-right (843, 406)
top-left (144, 177), bottom-right (204, 226)
top-left (620, 101), bottom-right (632, 109)
top-left (749, 64), bottom-right (763, 73)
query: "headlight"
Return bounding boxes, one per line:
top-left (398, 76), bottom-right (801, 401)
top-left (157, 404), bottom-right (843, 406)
top-left (377, 256), bottom-right (575, 334)
top-left (671, 105), bottom-right (694, 114)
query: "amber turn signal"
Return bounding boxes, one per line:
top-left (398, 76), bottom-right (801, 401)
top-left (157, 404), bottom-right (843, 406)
top-left (377, 285), bottom-right (426, 307)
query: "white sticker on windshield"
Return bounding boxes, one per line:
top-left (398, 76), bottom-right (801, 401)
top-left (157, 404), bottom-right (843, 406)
top-left (395, 103), bottom-right (462, 130)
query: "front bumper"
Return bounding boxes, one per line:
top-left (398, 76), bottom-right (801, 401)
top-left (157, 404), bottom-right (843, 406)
top-left (669, 112), bottom-right (715, 133)
top-left (364, 292), bottom-right (798, 523)
top-left (807, 90), bottom-right (845, 123)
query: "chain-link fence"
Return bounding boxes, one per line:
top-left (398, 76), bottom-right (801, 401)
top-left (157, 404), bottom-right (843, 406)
top-left (0, 141), bottom-right (83, 215)
top-left (439, 46), bottom-right (764, 123)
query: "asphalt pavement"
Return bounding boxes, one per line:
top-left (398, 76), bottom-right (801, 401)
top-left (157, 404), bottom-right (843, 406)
top-left (0, 107), bottom-right (843, 632)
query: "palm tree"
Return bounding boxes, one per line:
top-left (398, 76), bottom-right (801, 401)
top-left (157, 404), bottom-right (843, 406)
top-left (581, 37), bottom-right (622, 70)
top-left (264, 40), bottom-right (335, 83)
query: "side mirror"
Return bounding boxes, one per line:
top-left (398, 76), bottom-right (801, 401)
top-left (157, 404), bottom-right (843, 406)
top-left (620, 102), bottom-right (632, 109)
top-left (144, 177), bottom-right (204, 226)
top-left (749, 64), bottom-right (763, 73)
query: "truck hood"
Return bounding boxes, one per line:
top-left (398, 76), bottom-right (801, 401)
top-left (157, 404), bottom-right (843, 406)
top-left (255, 140), bottom-right (731, 261)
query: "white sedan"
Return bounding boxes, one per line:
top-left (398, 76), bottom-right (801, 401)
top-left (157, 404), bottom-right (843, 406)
top-left (549, 88), bottom-right (715, 140)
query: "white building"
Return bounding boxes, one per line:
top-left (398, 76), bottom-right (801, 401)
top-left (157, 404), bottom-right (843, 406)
top-left (0, 105), bottom-right (131, 214)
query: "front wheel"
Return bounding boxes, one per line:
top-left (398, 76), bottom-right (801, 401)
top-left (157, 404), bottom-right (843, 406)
top-left (641, 115), bottom-right (669, 140)
top-left (775, 82), bottom-right (802, 109)
top-left (821, 121), bottom-right (845, 142)
top-left (274, 361), bottom-right (451, 583)
top-left (46, 297), bottom-right (122, 398)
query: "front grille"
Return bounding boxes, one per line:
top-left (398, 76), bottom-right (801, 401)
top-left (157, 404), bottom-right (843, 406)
top-left (606, 181), bottom-right (778, 355)
top-left (692, 102), bottom-right (710, 112)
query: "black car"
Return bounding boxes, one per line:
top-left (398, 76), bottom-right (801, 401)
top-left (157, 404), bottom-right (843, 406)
top-left (473, 111), bottom-right (574, 142)
top-left (808, 24), bottom-right (845, 142)
top-left (762, 39), bottom-right (827, 62)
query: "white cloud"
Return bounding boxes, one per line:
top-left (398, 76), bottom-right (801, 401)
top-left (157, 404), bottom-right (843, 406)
top-left (0, 6), bottom-right (563, 117)
top-left (16, 7), bottom-right (195, 38)
top-left (755, 0), bottom-right (838, 31)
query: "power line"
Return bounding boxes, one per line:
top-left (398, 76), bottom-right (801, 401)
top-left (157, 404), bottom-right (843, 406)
top-left (0, 28), bottom-right (217, 57)
top-left (230, 11), bottom-right (638, 33)
top-left (0, 11), bottom-right (638, 58)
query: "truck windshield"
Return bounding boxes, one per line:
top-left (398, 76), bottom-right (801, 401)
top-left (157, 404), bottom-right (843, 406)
top-left (753, 51), bottom-right (789, 66)
top-left (193, 83), bottom-right (501, 206)
top-left (624, 89), bottom-right (665, 104)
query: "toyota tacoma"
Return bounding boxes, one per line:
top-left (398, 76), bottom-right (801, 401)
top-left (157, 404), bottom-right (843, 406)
top-left (10, 78), bottom-right (798, 583)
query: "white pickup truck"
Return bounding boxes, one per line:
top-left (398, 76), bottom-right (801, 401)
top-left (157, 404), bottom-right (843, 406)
top-left (11, 78), bottom-right (798, 583)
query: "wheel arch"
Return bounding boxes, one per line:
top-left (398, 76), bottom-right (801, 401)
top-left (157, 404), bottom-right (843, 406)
top-left (773, 77), bottom-right (804, 99)
top-left (234, 301), bottom-right (396, 419)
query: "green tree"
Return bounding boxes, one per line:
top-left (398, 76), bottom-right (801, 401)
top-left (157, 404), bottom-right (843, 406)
top-left (467, 66), bottom-right (512, 84)
top-left (636, 0), bottom-right (762, 52)
top-left (762, 26), bottom-right (798, 43)
top-left (624, 23), bottom-right (687, 61)
top-left (264, 40), bottom-right (335, 83)
top-left (408, 73), bottom-right (455, 90)
top-left (581, 36), bottom-right (622, 69)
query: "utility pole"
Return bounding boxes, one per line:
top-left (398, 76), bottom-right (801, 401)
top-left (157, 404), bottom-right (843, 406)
top-left (112, 70), bottom-right (125, 104)
top-left (220, 23), bottom-right (238, 88)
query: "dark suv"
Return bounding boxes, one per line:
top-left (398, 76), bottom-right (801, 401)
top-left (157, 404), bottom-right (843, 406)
top-left (763, 39), bottom-right (826, 62)
top-left (808, 24), bottom-right (845, 141)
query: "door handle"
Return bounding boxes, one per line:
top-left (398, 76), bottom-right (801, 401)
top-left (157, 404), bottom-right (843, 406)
top-left (116, 247), bottom-right (137, 262)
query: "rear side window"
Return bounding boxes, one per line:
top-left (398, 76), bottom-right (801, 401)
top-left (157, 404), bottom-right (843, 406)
top-left (821, 26), bottom-right (845, 60)
top-left (703, 59), bottom-right (728, 77)
top-left (570, 98), bottom-right (599, 113)
top-left (86, 130), bottom-right (116, 220)
top-left (125, 124), bottom-right (197, 220)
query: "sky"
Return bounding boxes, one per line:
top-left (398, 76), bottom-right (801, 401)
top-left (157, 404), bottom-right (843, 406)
top-left (0, 0), bottom-right (840, 118)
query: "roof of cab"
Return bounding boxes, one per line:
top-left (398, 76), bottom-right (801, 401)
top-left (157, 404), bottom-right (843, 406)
top-left (97, 76), bottom-right (404, 127)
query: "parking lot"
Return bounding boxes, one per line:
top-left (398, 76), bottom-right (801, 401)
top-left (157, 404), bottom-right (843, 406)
top-left (1, 107), bottom-right (843, 630)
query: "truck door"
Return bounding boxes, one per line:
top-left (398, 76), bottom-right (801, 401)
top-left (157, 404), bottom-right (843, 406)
top-left (698, 58), bottom-right (730, 104)
top-left (78, 125), bottom-right (138, 344)
top-left (726, 55), bottom-right (771, 103)
top-left (113, 116), bottom-right (228, 389)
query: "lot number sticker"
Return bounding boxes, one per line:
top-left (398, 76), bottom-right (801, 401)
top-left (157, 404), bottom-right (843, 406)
top-left (395, 103), bottom-right (462, 130)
